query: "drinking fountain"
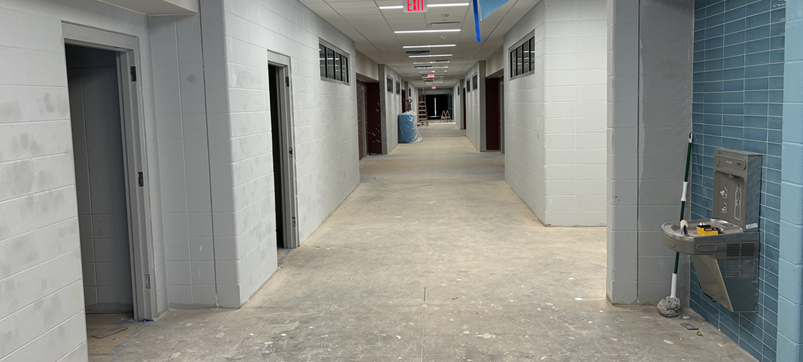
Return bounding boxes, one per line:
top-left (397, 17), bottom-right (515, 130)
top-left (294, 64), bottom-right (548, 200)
top-left (661, 149), bottom-right (762, 312)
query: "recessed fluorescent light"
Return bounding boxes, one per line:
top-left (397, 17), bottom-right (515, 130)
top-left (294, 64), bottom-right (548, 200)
top-left (428, 3), bottom-right (469, 7)
top-left (409, 54), bottom-right (453, 58)
top-left (394, 29), bottom-right (460, 34)
top-left (413, 61), bottom-right (451, 64)
top-left (403, 44), bottom-right (456, 49)
top-left (378, 5), bottom-right (404, 9)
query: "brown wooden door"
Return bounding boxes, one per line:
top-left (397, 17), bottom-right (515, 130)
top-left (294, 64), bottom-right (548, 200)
top-left (357, 81), bottom-right (366, 160)
top-left (485, 78), bottom-right (501, 151)
top-left (366, 82), bottom-right (383, 154)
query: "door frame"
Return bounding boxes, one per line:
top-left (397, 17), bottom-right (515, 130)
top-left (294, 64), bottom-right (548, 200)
top-left (62, 23), bottom-right (155, 321)
top-left (358, 82), bottom-right (368, 159)
top-left (267, 51), bottom-right (301, 249)
top-left (499, 78), bottom-right (505, 153)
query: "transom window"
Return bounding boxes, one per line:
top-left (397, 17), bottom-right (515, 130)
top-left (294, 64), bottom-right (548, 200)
top-left (510, 35), bottom-right (534, 79)
top-left (320, 42), bottom-right (349, 84)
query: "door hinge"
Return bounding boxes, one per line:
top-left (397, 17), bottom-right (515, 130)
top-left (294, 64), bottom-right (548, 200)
top-left (288, 147), bottom-right (294, 158)
top-left (144, 274), bottom-right (151, 289)
top-left (137, 172), bottom-right (144, 187)
top-left (130, 66), bottom-right (137, 82)
top-left (285, 76), bottom-right (289, 87)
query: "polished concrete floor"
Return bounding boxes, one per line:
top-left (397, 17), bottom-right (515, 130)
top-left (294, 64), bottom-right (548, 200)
top-left (104, 124), bottom-right (756, 361)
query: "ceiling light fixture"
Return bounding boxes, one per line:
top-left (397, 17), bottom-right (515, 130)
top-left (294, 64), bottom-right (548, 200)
top-left (403, 44), bottom-right (456, 49)
top-left (409, 54), bottom-right (453, 58)
top-left (394, 29), bottom-right (460, 34)
top-left (413, 61), bottom-right (451, 64)
top-left (378, 5), bottom-right (404, 9)
top-left (428, 3), bottom-right (469, 7)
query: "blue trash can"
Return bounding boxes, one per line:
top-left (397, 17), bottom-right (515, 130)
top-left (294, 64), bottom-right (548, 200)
top-left (398, 113), bottom-right (417, 143)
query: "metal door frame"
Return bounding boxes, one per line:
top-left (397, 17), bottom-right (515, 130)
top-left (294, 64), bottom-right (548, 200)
top-left (268, 51), bottom-right (300, 249)
top-left (62, 23), bottom-right (155, 321)
top-left (360, 83), bottom-right (368, 159)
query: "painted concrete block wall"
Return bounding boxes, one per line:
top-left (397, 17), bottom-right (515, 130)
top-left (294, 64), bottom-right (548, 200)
top-left (0, 0), bottom-right (162, 360)
top-left (606, 0), bottom-right (695, 307)
top-left (207, 0), bottom-right (360, 307)
top-left (690, 0), bottom-right (786, 360)
top-left (636, 0), bottom-right (694, 305)
top-left (505, 1), bottom-right (547, 223)
top-left (466, 61), bottom-right (486, 151)
top-left (778, 0), bottom-right (803, 359)
top-left (67, 46), bottom-right (134, 313)
top-left (452, 84), bottom-right (462, 125)
top-left (409, 86), bottom-right (419, 115)
top-left (379, 65), bottom-right (402, 154)
top-left (504, 0), bottom-right (607, 227)
top-left (149, 15), bottom-right (217, 309)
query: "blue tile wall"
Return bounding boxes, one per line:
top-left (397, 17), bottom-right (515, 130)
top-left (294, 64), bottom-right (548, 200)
top-left (691, 0), bottom-right (786, 361)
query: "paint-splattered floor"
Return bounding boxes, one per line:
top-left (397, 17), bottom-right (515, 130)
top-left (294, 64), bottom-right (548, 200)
top-left (106, 124), bottom-right (756, 361)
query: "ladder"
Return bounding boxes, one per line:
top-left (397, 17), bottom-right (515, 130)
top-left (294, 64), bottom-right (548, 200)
top-left (418, 92), bottom-right (428, 126)
top-left (440, 110), bottom-right (451, 122)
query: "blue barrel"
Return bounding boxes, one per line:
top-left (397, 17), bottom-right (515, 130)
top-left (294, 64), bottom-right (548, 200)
top-left (398, 113), bottom-right (417, 143)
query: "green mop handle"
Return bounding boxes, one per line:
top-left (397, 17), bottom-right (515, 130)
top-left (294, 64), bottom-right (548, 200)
top-left (674, 133), bottom-right (693, 275)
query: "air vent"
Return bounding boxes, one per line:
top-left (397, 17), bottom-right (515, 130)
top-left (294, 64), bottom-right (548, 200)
top-left (428, 21), bottom-right (460, 28)
top-left (726, 243), bottom-right (740, 258)
top-left (406, 50), bottom-right (431, 54)
top-left (726, 243), bottom-right (758, 258)
top-left (724, 259), bottom-right (756, 278)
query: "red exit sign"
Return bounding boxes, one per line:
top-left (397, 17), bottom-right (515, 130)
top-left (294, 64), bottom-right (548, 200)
top-left (404, 0), bottom-right (427, 12)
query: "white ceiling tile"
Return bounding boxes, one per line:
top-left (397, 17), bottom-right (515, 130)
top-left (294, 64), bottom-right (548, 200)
top-left (295, 0), bottom-right (539, 87)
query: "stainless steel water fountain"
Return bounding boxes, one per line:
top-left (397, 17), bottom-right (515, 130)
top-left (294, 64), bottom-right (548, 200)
top-left (661, 149), bottom-right (762, 312)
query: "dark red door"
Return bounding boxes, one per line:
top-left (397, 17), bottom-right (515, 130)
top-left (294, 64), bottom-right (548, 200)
top-left (485, 78), bottom-right (501, 151)
top-left (357, 81), bottom-right (366, 160)
top-left (366, 82), bottom-right (383, 154)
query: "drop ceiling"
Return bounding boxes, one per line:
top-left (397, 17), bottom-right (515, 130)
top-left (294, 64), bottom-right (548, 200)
top-left (298, 0), bottom-right (540, 87)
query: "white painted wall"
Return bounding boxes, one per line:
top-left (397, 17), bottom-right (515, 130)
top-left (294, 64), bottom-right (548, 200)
top-left (379, 65), bottom-right (402, 153)
top-left (149, 15), bottom-right (217, 309)
top-left (408, 86), bottom-right (419, 114)
top-left (355, 51), bottom-right (378, 82)
top-left (465, 61), bottom-right (486, 151)
top-left (0, 0), bottom-right (162, 361)
top-left (607, 0), bottom-right (693, 305)
top-left (486, 48), bottom-right (505, 76)
top-left (202, 0), bottom-right (360, 307)
top-left (504, 0), bottom-right (607, 226)
top-left (452, 83), bottom-right (462, 126)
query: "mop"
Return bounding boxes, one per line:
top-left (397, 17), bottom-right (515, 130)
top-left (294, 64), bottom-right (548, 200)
top-left (657, 133), bottom-right (693, 318)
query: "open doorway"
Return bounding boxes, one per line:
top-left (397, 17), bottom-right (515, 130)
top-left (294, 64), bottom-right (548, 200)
top-left (426, 94), bottom-right (452, 121)
top-left (67, 44), bottom-right (134, 315)
top-left (462, 87), bottom-right (466, 130)
top-left (64, 23), bottom-right (155, 356)
top-left (268, 55), bottom-right (299, 251)
top-left (485, 78), bottom-right (502, 151)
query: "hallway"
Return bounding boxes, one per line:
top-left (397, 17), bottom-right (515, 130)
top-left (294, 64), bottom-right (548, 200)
top-left (103, 125), bottom-right (753, 361)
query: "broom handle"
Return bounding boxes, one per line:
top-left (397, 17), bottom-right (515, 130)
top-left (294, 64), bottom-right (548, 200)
top-left (673, 133), bottom-right (693, 276)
